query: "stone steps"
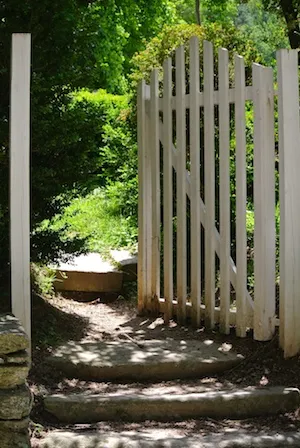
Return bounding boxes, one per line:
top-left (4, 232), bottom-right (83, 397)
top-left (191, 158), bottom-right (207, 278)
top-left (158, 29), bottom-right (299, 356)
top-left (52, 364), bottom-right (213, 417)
top-left (40, 429), bottom-right (300, 448)
top-left (47, 339), bottom-right (243, 382)
top-left (42, 337), bottom-right (300, 444)
top-left (44, 386), bottom-right (300, 423)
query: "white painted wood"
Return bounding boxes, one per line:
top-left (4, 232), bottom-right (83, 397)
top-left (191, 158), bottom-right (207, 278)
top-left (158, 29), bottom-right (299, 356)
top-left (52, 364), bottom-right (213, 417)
top-left (144, 86), bottom-right (153, 310)
top-left (137, 80), bottom-right (150, 313)
top-left (189, 37), bottom-right (201, 327)
top-left (203, 40), bottom-right (215, 328)
top-left (158, 298), bottom-right (253, 327)
top-left (175, 46), bottom-right (187, 324)
top-left (235, 55), bottom-right (247, 338)
top-left (157, 86), bottom-right (260, 112)
top-left (159, 118), bottom-right (254, 313)
top-left (277, 49), bottom-right (300, 357)
top-left (253, 63), bottom-right (276, 341)
top-left (10, 34), bottom-right (31, 343)
top-left (163, 58), bottom-right (173, 323)
top-left (218, 48), bottom-right (230, 335)
top-left (150, 70), bottom-right (160, 312)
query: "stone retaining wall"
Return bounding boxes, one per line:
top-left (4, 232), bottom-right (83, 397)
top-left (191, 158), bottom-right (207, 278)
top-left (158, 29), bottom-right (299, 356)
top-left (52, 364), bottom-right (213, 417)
top-left (0, 313), bottom-right (32, 447)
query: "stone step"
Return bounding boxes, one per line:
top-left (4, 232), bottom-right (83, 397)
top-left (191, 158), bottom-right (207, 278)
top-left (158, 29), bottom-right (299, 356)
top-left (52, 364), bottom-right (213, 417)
top-left (54, 270), bottom-right (123, 293)
top-left (47, 339), bottom-right (243, 382)
top-left (44, 386), bottom-right (300, 423)
top-left (40, 429), bottom-right (300, 447)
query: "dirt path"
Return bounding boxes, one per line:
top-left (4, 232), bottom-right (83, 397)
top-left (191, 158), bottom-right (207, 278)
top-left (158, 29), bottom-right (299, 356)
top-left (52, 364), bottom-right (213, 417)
top-left (29, 292), bottom-right (300, 446)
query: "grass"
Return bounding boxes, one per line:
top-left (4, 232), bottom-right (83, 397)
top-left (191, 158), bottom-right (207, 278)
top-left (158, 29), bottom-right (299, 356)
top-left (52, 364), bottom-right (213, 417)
top-left (48, 188), bottom-right (138, 257)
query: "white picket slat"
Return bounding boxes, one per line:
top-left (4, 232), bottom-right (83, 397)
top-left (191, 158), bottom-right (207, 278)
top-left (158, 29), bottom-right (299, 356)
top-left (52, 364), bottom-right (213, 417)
top-left (277, 49), bottom-right (300, 357)
top-left (10, 34), bottom-right (31, 343)
top-left (163, 58), bottom-right (173, 323)
top-left (150, 70), bottom-right (160, 312)
top-left (203, 40), bottom-right (215, 328)
top-left (235, 55), bottom-right (247, 338)
top-left (253, 63), bottom-right (276, 341)
top-left (189, 37), bottom-right (201, 327)
top-left (137, 80), bottom-right (149, 313)
top-left (175, 46), bottom-right (187, 324)
top-left (218, 48), bottom-right (230, 334)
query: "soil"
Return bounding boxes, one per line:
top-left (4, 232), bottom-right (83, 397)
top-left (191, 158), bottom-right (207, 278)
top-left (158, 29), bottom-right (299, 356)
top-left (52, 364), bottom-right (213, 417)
top-left (29, 287), bottom-right (300, 446)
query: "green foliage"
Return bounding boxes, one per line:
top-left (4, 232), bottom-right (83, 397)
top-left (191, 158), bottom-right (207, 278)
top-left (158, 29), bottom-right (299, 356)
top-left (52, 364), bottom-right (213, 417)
top-left (236, 0), bottom-right (289, 65)
top-left (48, 188), bottom-right (138, 254)
top-left (260, 0), bottom-right (300, 48)
top-left (170, 0), bottom-right (238, 25)
top-left (34, 87), bottom-right (138, 258)
top-left (0, 0), bottom-right (179, 275)
top-left (31, 264), bottom-right (57, 297)
top-left (131, 22), bottom-right (262, 87)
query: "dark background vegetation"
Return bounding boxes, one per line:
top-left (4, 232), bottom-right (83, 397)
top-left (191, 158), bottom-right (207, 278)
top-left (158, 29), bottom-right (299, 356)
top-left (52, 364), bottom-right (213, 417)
top-left (0, 0), bottom-right (296, 299)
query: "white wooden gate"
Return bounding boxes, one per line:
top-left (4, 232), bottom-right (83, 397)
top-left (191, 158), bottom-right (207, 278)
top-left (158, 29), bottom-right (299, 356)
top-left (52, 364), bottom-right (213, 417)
top-left (138, 38), bottom-right (300, 358)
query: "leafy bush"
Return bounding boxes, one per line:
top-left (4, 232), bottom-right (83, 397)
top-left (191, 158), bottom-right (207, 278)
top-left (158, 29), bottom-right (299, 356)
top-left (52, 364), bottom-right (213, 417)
top-left (130, 23), bottom-right (263, 87)
top-left (34, 88), bottom-right (138, 258)
top-left (47, 188), bottom-right (137, 254)
top-left (31, 264), bottom-right (57, 297)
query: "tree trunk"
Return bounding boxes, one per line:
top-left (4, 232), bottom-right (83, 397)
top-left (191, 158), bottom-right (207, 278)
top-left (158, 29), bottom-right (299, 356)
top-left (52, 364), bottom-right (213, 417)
top-left (280, 0), bottom-right (300, 49)
top-left (195, 0), bottom-right (201, 25)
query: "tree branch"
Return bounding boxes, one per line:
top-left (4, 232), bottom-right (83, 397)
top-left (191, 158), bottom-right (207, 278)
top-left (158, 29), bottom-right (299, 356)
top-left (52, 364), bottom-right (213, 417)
top-left (195, 0), bottom-right (201, 25)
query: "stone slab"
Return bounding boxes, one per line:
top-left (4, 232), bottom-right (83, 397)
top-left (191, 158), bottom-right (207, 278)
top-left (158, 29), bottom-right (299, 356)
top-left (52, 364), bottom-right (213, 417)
top-left (44, 386), bottom-right (300, 423)
top-left (0, 314), bottom-right (29, 354)
top-left (54, 270), bottom-right (123, 293)
top-left (48, 339), bottom-right (243, 382)
top-left (1, 431), bottom-right (30, 448)
top-left (0, 349), bottom-right (29, 364)
top-left (0, 417), bottom-right (30, 432)
top-left (0, 384), bottom-right (33, 420)
top-left (40, 430), bottom-right (300, 448)
top-left (0, 363), bottom-right (30, 388)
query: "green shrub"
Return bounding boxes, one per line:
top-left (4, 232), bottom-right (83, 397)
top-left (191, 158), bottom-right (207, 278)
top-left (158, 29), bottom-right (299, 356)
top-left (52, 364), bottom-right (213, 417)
top-left (31, 264), bottom-right (57, 297)
top-left (47, 188), bottom-right (137, 254)
top-left (130, 23), bottom-right (262, 88)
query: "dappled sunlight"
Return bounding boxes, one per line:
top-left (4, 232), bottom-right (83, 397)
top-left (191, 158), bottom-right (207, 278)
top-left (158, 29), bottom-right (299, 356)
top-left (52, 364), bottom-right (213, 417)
top-left (39, 427), bottom-right (300, 447)
top-left (50, 338), bottom-right (242, 371)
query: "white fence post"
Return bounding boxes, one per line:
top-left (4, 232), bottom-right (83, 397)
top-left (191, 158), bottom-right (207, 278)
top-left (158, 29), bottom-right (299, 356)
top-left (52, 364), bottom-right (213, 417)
top-left (176, 46), bottom-right (187, 324)
top-left (218, 48), bottom-right (230, 334)
top-left (150, 70), bottom-right (160, 313)
top-left (277, 49), bottom-right (300, 358)
top-left (189, 37), bottom-right (201, 327)
top-left (137, 80), bottom-right (151, 313)
top-left (234, 55), bottom-right (247, 337)
top-left (204, 40), bottom-right (216, 329)
top-left (163, 58), bottom-right (173, 323)
top-left (252, 63), bottom-right (276, 341)
top-left (235, 55), bottom-right (247, 338)
top-left (10, 33), bottom-right (31, 341)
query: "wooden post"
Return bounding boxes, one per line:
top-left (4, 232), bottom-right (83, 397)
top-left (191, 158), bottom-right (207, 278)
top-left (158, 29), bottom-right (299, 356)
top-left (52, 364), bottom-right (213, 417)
top-left (175, 46), bottom-right (187, 324)
top-left (10, 33), bottom-right (31, 341)
top-left (137, 80), bottom-right (151, 314)
top-left (277, 49), bottom-right (300, 357)
top-left (235, 55), bottom-right (247, 338)
top-left (204, 40), bottom-right (215, 329)
top-left (150, 70), bottom-right (160, 313)
top-left (252, 63), bottom-right (276, 341)
top-left (163, 58), bottom-right (173, 323)
top-left (218, 48), bottom-right (230, 335)
top-left (189, 37), bottom-right (201, 327)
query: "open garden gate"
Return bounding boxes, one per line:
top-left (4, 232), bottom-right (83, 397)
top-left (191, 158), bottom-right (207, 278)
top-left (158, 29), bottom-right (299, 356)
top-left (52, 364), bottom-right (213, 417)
top-left (137, 37), bottom-right (300, 358)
